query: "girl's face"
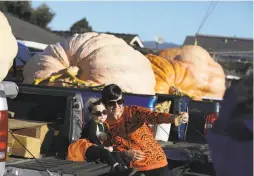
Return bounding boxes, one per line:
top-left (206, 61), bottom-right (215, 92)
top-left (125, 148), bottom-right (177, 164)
top-left (90, 103), bottom-right (108, 123)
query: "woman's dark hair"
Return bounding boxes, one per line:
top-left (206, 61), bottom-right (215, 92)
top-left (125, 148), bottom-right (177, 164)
top-left (102, 84), bottom-right (123, 104)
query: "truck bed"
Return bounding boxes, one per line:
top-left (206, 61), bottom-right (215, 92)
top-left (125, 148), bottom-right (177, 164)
top-left (5, 142), bottom-right (214, 176)
top-left (5, 157), bottom-right (111, 176)
top-left (5, 84), bottom-right (216, 176)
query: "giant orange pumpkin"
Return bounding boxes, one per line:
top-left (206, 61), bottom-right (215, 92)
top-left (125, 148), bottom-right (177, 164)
top-left (159, 45), bottom-right (226, 99)
top-left (146, 54), bottom-right (202, 100)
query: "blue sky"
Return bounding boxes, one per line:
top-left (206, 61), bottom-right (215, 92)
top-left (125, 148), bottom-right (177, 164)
top-left (32, 1), bottom-right (253, 45)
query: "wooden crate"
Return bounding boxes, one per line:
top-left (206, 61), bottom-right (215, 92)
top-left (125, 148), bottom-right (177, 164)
top-left (8, 119), bottom-right (52, 158)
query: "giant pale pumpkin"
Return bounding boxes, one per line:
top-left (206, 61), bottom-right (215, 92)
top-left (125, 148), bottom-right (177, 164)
top-left (23, 32), bottom-right (156, 95)
top-left (146, 54), bottom-right (202, 100)
top-left (0, 11), bottom-right (18, 82)
top-left (159, 45), bottom-right (226, 99)
top-left (159, 47), bottom-right (181, 61)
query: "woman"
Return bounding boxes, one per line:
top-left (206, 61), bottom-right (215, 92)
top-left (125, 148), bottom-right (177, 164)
top-left (68, 97), bottom-right (137, 176)
top-left (102, 84), bottom-right (189, 176)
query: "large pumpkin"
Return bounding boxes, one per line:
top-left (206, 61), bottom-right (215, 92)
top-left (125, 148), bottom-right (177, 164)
top-left (159, 47), bottom-right (181, 61)
top-left (159, 45), bottom-right (226, 99)
top-left (0, 11), bottom-right (18, 82)
top-left (146, 54), bottom-right (202, 100)
top-left (23, 32), bottom-right (156, 95)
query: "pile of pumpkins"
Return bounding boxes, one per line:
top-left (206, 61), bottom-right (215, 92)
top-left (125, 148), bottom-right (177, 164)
top-left (22, 32), bottom-right (226, 100)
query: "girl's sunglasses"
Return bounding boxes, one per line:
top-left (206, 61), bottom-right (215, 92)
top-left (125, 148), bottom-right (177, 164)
top-left (91, 109), bottom-right (108, 116)
top-left (107, 99), bottom-right (124, 107)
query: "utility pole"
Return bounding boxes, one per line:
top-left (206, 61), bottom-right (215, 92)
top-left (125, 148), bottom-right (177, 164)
top-left (154, 36), bottom-right (164, 49)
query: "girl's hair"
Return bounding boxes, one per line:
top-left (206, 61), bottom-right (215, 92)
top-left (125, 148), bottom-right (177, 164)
top-left (85, 97), bottom-right (103, 114)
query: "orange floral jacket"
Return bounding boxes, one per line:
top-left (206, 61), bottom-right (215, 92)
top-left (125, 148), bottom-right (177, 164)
top-left (107, 105), bottom-right (176, 171)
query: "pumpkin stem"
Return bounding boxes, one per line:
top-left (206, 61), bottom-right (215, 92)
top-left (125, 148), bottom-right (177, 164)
top-left (34, 78), bottom-right (48, 85)
top-left (33, 66), bottom-right (106, 90)
top-left (49, 74), bottom-right (64, 82)
top-left (66, 69), bottom-right (89, 85)
top-left (170, 86), bottom-right (195, 99)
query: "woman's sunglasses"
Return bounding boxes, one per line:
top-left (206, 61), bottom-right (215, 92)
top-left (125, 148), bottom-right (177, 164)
top-left (107, 99), bottom-right (124, 107)
top-left (90, 109), bottom-right (108, 116)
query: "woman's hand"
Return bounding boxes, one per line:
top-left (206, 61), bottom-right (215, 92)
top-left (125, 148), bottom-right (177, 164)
top-left (97, 133), bottom-right (108, 143)
top-left (124, 149), bottom-right (146, 161)
top-left (104, 146), bottom-right (113, 152)
top-left (175, 112), bottom-right (189, 126)
top-left (179, 112), bottom-right (189, 123)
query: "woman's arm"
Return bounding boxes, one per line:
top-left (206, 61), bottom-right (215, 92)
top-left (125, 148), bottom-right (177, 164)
top-left (128, 105), bottom-right (188, 126)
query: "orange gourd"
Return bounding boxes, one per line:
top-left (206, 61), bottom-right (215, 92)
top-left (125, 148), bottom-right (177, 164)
top-left (67, 139), bottom-right (93, 162)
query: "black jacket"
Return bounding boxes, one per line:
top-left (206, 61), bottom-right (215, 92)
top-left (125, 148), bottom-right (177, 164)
top-left (82, 120), bottom-right (109, 148)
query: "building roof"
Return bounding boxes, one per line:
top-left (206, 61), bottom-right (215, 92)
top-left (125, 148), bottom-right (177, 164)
top-left (183, 34), bottom-right (253, 52)
top-left (53, 30), bottom-right (137, 42)
top-left (132, 46), bottom-right (160, 55)
top-left (52, 30), bottom-right (144, 48)
top-left (104, 32), bottom-right (138, 44)
top-left (52, 30), bottom-right (73, 38)
top-left (4, 12), bottom-right (65, 45)
top-left (214, 51), bottom-right (253, 60)
top-left (104, 32), bottom-right (144, 48)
